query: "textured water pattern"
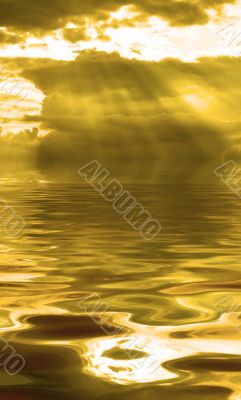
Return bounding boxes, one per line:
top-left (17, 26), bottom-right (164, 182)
top-left (0, 168), bottom-right (241, 400)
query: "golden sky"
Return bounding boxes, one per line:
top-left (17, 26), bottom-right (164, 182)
top-left (0, 0), bottom-right (241, 170)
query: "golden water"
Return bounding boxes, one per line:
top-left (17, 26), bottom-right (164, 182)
top-left (0, 167), bottom-right (241, 400)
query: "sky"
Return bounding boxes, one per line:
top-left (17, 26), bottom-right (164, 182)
top-left (0, 0), bottom-right (241, 173)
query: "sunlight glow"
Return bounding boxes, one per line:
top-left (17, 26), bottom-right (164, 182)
top-left (83, 335), bottom-right (177, 384)
top-left (183, 94), bottom-right (210, 110)
top-left (110, 5), bottom-right (140, 21)
top-left (81, 313), bottom-right (241, 389)
top-left (0, 73), bottom-right (45, 134)
top-left (0, 3), bottom-right (240, 62)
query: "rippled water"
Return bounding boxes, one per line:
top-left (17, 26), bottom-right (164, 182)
top-left (1, 167), bottom-right (241, 400)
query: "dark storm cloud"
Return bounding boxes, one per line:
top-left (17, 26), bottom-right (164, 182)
top-left (21, 52), bottom-right (241, 112)
top-left (22, 51), bottom-right (173, 101)
top-left (0, 0), bottom-right (236, 32)
top-left (1, 51), bottom-right (241, 179)
top-left (14, 51), bottom-right (240, 174)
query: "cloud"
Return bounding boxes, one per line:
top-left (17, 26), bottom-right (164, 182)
top-left (21, 52), bottom-right (241, 121)
top-left (12, 51), bottom-right (239, 176)
top-left (0, 127), bottom-right (39, 162)
top-left (1, 50), bottom-right (241, 181)
top-left (0, 0), bottom-right (236, 33)
top-left (0, 29), bottom-right (22, 44)
top-left (62, 27), bottom-right (90, 43)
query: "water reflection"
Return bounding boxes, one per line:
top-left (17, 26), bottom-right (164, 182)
top-left (81, 312), bottom-right (241, 389)
top-left (0, 166), bottom-right (240, 399)
top-left (82, 334), bottom-right (177, 384)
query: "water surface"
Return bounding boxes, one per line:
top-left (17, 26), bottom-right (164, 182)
top-left (0, 167), bottom-right (241, 400)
